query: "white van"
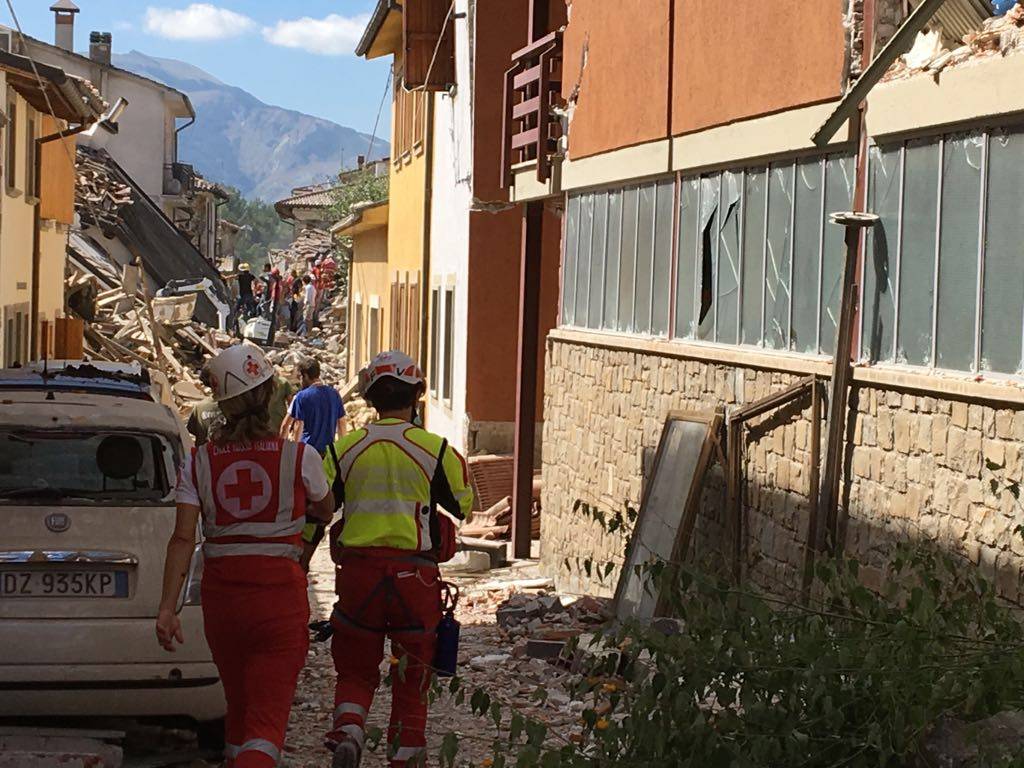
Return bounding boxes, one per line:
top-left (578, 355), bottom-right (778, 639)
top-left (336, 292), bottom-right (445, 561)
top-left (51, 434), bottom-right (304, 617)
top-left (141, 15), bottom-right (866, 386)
top-left (0, 365), bottom-right (225, 746)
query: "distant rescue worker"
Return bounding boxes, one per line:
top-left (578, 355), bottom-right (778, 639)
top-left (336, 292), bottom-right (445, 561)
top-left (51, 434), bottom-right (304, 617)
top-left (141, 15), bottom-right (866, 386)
top-left (305, 350), bottom-right (473, 768)
top-left (280, 357), bottom-right (346, 454)
top-left (157, 344), bottom-right (334, 768)
top-left (187, 363), bottom-right (294, 447)
top-left (231, 262), bottom-right (257, 319)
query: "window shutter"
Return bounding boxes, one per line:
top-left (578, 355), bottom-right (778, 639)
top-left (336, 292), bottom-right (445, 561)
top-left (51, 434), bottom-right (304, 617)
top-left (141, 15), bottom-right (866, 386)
top-left (403, 0), bottom-right (454, 91)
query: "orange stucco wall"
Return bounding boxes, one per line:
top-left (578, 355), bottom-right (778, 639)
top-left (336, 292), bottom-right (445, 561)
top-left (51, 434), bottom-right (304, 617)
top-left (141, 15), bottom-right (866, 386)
top-left (562, 0), bottom-right (671, 160)
top-left (474, 0), bottom-right (531, 202)
top-left (563, 0), bottom-right (847, 159)
top-left (466, 206), bottom-right (561, 424)
top-left (673, 0), bottom-right (846, 135)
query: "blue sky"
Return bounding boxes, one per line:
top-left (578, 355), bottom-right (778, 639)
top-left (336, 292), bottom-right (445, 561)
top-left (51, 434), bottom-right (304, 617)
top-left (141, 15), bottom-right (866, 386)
top-left (1, 1), bottom-right (392, 133)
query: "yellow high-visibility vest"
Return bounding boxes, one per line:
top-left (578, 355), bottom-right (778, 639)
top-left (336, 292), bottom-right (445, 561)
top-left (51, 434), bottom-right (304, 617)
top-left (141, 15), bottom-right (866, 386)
top-left (320, 419), bottom-right (474, 552)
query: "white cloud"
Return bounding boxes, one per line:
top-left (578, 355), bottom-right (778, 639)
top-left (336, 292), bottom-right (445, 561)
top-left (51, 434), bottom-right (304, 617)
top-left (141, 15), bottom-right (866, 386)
top-left (144, 4), bottom-right (256, 41)
top-left (262, 13), bottom-right (370, 56)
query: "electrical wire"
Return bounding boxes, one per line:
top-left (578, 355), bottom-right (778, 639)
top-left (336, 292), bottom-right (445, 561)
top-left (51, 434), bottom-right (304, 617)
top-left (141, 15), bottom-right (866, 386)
top-left (364, 62), bottom-right (393, 163)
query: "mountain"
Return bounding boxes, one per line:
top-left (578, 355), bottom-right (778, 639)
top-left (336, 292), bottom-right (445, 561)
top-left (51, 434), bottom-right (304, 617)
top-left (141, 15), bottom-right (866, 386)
top-left (112, 51), bottom-right (387, 202)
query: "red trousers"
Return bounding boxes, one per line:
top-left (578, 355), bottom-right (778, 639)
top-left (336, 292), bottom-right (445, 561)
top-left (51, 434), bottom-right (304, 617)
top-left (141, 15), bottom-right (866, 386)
top-left (202, 560), bottom-right (310, 768)
top-left (327, 555), bottom-right (441, 767)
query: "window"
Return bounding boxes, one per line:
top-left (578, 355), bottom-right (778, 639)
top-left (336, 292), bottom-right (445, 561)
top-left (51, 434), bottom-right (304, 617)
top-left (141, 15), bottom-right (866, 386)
top-left (562, 178), bottom-right (675, 336)
top-left (443, 286), bottom-right (455, 401)
top-left (562, 156), bottom-right (855, 353)
top-left (862, 126), bottom-right (1024, 375)
top-left (352, 299), bottom-right (364, 373)
top-left (5, 99), bottom-right (15, 190)
top-left (393, 68), bottom-right (426, 159)
top-left (3, 305), bottom-right (30, 367)
top-left (368, 304), bottom-right (381, 360)
top-left (0, 431), bottom-right (171, 505)
top-left (24, 115), bottom-right (34, 197)
top-left (429, 287), bottom-right (440, 397)
top-left (676, 155), bottom-right (854, 352)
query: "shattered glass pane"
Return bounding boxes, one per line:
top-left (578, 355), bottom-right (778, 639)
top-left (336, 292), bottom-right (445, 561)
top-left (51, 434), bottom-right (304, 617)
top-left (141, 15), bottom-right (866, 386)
top-left (574, 192), bottom-right (594, 328)
top-left (603, 189), bottom-right (622, 331)
top-left (791, 157), bottom-right (824, 354)
top-left (981, 128), bottom-right (1024, 374)
top-left (652, 178), bottom-right (675, 337)
top-left (764, 163), bottom-right (793, 350)
top-left (741, 168), bottom-right (767, 346)
top-left (821, 154), bottom-right (855, 356)
top-left (898, 139), bottom-right (939, 366)
top-left (634, 183), bottom-right (656, 335)
top-left (588, 191), bottom-right (608, 329)
top-left (936, 133), bottom-right (983, 372)
top-left (716, 170), bottom-right (742, 345)
top-left (618, 185), bottom-right (639, 333)
top-left (675, 177), bottom-right (700, 339)
top-left (562, 194), bottom-right (580, 326)
top-left (698, 174), bottom-right (721, 341)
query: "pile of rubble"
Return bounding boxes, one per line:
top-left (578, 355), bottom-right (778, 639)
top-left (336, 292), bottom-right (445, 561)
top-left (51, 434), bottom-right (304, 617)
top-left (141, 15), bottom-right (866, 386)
top-left (269, 228), bottom-right (335, 273)
top-left (887, 2), bottom-right (1024, 79)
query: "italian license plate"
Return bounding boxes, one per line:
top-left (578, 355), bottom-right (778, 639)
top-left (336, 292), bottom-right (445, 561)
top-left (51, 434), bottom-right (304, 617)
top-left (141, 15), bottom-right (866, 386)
top-left (0, 570), bottom-right (129, 598)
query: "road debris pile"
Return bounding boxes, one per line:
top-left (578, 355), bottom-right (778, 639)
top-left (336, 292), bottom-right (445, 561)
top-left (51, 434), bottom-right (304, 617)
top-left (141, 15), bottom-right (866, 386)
top-left (269, 228), bottom-right (334, 273)
top-left (888, 2), bottom-right (1024, 79)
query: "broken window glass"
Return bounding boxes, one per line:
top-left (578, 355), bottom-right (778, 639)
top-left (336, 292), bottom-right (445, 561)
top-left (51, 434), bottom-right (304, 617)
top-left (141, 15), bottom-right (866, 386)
top-left (791, 157), bottom-right (824, 354)
top-left (652, 178), bottom-right (675, 337)
top-left (981, 128), bottom-right (1024, 374)
top-left (698, 174), bottom-right (721, 341)
top-left (741, 168), bottom-right (767, 346)
top-left (897, 138), bottom-right (939, 366)
top-left (603, 189), bottom-right (623, 331)
top-left (821, 154), bottom-right (855, 356)
top-left (562, 194), bottom-right (580, 326)
top-left (618, 185), bottom-right (639, 333)
top-left (675, 177), bottom-right (700, 339)
top-left (588, 191), bottom-right (608, 329)
top-left (936, 133), bottom-right (983, 372)
top-left (764, 163), bottom-right (794, 350)
top-left (863, 145), bottom-right (901, 362)
top-left (716, 171), bottom-right (742, 345)
top-left (634, 183), bottom-right (656, 335)
top-left (574, 192), bottom-right (594, 328)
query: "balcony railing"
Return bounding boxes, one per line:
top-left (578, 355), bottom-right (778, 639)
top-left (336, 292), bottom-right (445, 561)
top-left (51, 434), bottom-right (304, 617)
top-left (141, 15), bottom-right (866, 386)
top-left (501, 31), bottom-right (563, 190)
top-left (163, 162), bottom-right (196, 197)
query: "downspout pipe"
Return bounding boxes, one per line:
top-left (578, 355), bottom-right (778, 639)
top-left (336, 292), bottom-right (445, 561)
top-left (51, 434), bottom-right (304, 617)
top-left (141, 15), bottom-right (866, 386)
top-left (419, 95), bottom-right (436, 374)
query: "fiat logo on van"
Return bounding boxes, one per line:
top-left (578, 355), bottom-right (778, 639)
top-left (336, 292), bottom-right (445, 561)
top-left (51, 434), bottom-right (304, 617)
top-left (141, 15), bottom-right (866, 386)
top-left (45, 513), bottom-right (71, 533)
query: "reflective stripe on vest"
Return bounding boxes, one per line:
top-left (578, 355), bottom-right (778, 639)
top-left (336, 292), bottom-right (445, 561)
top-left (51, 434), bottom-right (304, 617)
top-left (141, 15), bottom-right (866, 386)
top-left (336, 423), bottom-right (441, 552)
top-left (195, 440), bottom-right (304, 560)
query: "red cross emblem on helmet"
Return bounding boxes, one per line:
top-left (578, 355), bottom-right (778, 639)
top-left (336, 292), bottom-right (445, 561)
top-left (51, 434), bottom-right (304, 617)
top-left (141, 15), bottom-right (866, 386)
top-left (244, 356), bottom-right (263, 379)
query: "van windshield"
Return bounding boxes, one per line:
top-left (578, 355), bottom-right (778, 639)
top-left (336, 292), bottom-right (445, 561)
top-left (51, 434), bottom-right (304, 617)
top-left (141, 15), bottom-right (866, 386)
top-left (0, 430), bottom-right (172, 504)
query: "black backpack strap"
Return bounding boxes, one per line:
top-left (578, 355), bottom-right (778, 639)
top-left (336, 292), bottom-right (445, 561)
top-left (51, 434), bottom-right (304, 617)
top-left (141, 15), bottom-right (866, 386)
top-left (429, 439), bottom-right (464, 522)
top-left (327, 442), bottom-right (345, 510)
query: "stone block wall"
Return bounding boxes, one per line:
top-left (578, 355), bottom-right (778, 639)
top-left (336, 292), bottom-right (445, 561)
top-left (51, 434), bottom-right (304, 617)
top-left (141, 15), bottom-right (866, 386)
top-left (540, 337), bottom-right (1024, 603)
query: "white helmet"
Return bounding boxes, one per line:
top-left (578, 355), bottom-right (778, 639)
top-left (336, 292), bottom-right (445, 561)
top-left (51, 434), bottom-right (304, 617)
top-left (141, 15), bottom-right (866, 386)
top-left (207, 344), bottom-right (274, 402)
top-left (359, 350), bottom-right (424, 394)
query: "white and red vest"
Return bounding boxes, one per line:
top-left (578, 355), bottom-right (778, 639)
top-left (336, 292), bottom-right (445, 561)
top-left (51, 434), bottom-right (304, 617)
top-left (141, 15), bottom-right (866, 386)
top-left (192, 438), bottom-right (307, 561)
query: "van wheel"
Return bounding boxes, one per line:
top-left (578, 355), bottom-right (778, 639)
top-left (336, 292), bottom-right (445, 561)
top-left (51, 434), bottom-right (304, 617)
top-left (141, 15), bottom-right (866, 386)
top-left (196, 718), bottom-right (226, 751)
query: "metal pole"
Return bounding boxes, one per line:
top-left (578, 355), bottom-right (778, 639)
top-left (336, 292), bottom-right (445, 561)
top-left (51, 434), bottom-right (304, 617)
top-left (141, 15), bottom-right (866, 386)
top-left (511, 200), bottom-right (544, 559)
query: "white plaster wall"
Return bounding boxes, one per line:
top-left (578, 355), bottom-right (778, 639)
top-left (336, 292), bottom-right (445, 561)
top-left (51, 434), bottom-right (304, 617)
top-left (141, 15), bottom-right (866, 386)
top-left (18, 36), bottom-right (187, 208)
top-left (426, 0), bottom-right (474, 454)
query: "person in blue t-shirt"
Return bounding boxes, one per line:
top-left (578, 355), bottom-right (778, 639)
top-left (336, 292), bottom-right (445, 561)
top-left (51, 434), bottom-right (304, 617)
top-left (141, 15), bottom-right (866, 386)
top-left (280, 357), bottom-right (347, 454)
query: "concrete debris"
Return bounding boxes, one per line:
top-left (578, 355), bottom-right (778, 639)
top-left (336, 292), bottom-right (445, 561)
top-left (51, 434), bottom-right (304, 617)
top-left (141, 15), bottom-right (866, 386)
top-left (461, 481), bottom-right (542, 541)
top-left (887, 3), bottom-right (1024, 80)
top-left (268, 228), bottom-right (335, 274)
top-left (921, 711), bottom-right (1024, 767)
top-left (0, 733), bottom-right (122, 768)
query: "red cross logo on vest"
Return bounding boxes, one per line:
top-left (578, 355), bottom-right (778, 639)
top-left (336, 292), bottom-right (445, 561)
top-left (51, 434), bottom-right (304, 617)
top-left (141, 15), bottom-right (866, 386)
top-left (214, 460), bottom-right (273, 519)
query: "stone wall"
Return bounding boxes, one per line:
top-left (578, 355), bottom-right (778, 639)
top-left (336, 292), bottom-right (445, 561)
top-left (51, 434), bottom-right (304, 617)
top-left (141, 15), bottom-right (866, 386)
top-left (540, 336), bottom-right (1024, 603)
